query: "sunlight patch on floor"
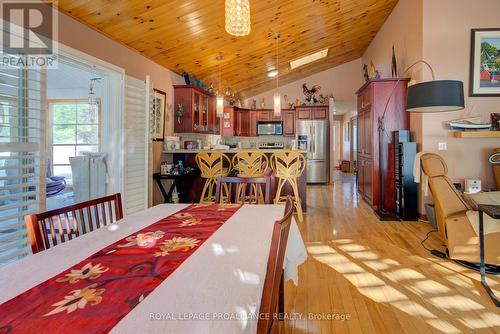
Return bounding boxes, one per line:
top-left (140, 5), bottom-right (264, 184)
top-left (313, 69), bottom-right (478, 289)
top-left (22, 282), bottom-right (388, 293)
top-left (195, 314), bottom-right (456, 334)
top-left (306, 239), bottom-right (495, 334)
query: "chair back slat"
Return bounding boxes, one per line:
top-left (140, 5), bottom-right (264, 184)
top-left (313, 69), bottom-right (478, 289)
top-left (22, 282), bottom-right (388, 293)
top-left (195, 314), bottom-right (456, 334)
top-left (48, 217), bottom-right (57, 247)
top-left (215, 176), bottom-right (271, 204)
top-left (24, 193), bottom-right (123, 254)
top-left (63, 212), bottom-right (73, 240)
top-left (257, 196), bottom-right (294, 334)
top-left (107, 201), bottom-right (113, 224)
top-left (71, 210), bottom-right (79, 237)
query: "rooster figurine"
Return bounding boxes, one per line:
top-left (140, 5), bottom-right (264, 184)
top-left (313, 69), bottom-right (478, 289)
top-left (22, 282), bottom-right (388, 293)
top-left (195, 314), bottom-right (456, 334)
top-left (302, 83), bottom-right (321, 104)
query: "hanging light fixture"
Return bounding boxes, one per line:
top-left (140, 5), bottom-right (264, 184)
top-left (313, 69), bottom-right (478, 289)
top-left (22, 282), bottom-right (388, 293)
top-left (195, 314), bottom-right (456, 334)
top-left (225, 0), bottom-right (251, 36)
top-left (88, 77), bottom-right (101, 121)
top-left (273, 33), bottom-right (281, 117)
top-left (216, 54), bottom-right (224, 118)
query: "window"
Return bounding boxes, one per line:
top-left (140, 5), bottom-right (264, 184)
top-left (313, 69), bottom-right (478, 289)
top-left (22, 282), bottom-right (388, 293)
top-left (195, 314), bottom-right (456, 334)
top-left (49, 100), bottom-right (100, 183)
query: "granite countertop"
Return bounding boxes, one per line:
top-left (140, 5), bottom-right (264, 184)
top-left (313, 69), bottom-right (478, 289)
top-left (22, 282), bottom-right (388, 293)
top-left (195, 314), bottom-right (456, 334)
top-left (163, 148), bottom-right (308, 154)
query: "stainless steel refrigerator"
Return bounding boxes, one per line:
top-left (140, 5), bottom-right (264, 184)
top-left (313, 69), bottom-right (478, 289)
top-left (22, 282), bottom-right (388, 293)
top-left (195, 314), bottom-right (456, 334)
top-left (296, 120), bottom-right (330, 184)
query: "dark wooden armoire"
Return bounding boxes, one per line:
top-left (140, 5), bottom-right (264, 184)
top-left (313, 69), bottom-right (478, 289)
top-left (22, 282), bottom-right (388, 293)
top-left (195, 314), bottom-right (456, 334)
top-left (356, 78), bottom-right (410, 212)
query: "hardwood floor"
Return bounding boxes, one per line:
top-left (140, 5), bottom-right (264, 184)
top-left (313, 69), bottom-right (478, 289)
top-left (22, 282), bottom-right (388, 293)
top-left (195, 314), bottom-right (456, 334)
top-left (284, 173), bottom-right (500, 334)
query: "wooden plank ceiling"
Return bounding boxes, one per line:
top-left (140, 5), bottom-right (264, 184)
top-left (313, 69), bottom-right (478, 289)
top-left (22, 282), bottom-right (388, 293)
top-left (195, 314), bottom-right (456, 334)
top-left (58, 0), bottom-right (398, 98)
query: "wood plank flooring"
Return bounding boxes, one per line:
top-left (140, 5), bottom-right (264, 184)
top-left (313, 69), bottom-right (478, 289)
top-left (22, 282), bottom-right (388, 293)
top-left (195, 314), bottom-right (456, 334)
top-left (284, 173), bottom-right (500, 334)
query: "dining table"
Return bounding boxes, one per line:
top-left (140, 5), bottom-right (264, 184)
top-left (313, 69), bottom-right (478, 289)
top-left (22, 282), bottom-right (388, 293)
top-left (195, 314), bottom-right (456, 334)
top-left (0, 203), bottom-right (307, 333)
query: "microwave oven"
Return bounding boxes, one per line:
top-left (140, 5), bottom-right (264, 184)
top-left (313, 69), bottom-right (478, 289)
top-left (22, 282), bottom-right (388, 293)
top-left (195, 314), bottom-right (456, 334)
top-left (257, 121), bottom-right (283, 136)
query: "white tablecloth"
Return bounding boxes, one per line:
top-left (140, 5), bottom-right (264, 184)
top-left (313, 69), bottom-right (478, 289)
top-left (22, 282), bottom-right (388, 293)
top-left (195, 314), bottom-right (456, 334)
top-left (0, 204), bottom-right (307, 333)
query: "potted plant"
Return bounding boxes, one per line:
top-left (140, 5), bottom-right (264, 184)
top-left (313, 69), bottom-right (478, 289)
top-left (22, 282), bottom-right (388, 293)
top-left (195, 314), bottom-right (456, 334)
top-left (176, 103), bottom-right (185, 124)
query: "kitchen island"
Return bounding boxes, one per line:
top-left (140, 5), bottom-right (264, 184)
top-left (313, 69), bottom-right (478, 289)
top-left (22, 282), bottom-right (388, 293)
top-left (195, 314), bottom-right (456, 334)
top-left (161, 149), bottom-right (308, 212)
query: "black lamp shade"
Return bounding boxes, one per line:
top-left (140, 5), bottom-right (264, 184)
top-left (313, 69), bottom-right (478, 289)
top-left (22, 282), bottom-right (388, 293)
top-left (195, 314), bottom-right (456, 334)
top-left (406, 80), bottom-right (464, 112)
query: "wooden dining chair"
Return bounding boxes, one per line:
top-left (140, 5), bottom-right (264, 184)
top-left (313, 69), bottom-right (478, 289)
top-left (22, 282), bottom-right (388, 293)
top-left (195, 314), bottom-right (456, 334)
top-left (214, 176), bottom-right (271, 204)
top-left (257, 196), bottom-right (294, 334)
top-left (24, 193), bottom-right (123, 254)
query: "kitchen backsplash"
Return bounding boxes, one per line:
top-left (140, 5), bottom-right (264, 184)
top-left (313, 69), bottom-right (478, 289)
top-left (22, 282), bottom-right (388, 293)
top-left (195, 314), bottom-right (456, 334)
top-left (173, 133), bottom-right (294, 149)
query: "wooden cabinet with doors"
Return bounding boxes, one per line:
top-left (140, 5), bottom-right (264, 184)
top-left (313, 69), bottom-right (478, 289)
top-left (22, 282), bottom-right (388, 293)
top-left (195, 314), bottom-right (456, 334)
top-left (355, 78), bottom-right (410, 212)
top-left (257, 109), bottom-right (281, 121)
top-left (173, 85), bottom-right (216, 133)
top-left (282, 110), bottom-right (296, 137)
top-left (235, 108), bottom-right (258, 137)
top-left (296, 106), bottom-right (328, 120)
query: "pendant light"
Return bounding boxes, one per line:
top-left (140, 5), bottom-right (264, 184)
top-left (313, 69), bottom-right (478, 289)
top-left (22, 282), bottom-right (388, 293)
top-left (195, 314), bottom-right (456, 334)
top-left (216, 54), bottom-right (224, 118)
top-left (225, 0), bottom-right (251, 36)
top-left (88, 77), bottom-right (100, 122)
top-left (273, 33), bottom-right (281, 117)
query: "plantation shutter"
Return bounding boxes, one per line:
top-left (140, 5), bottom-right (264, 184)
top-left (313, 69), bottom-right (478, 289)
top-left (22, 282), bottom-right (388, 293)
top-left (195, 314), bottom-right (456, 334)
top-left (123, 75), bottom-right (150, 214)
top-left (0, 55), bottom-right (45, 266)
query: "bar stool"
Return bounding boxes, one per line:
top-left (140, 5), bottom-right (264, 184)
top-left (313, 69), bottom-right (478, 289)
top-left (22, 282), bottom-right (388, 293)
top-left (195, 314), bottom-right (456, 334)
top-left (232, 151), bottom-right (269, 203)
top-left (195, 152), bottom-right (232, 203)
top-left (270, 151), bottom-right (306, 222)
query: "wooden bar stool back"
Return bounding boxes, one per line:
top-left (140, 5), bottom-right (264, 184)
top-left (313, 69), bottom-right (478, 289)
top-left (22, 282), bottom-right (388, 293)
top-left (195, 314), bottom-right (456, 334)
top-left (270, 151), bottom-right (306, 222)
top-left (195, 152), bottom-right (232, 203)
top-left (232, 151), bottom-right (269, 203)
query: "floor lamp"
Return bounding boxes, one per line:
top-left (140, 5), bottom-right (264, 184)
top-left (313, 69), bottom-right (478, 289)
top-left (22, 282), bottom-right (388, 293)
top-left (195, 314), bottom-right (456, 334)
top-left (375, 60), bottom-right (465, 221)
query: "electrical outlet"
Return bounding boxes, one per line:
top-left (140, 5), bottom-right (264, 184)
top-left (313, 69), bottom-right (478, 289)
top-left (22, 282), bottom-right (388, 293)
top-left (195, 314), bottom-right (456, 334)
top-left (438, 142), bottom-right (447, 151)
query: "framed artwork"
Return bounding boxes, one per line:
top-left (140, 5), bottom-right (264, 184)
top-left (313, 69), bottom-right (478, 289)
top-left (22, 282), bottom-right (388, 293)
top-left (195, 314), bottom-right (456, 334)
top-left (469, 28), bottom-right (500, 97)
top-left (152, 89), bottom-right (166, 141)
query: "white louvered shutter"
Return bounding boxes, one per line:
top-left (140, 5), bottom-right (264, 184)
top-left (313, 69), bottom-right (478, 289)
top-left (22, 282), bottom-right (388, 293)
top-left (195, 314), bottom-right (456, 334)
top-left (123, 76), bottom-right (149, 214)
top-left (0, 57), bottom-right (45, 266)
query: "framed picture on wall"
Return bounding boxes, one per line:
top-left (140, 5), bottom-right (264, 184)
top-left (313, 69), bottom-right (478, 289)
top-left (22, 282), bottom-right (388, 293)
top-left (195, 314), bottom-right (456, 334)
top-left (469, 28), bottom-right (500, 97)
top-left (152, 89), bottom-right (166, 141)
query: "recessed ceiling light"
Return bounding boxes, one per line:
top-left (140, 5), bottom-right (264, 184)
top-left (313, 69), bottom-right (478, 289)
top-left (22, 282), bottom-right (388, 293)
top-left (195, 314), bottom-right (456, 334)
top-left (290, 49), bottom-right (329, 70)
top-left (267, 69), bottom-right (278, 78)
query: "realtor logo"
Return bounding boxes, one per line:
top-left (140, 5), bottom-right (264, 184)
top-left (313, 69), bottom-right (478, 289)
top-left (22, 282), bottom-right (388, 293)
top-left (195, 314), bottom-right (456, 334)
top-left (0, 0), bottom-right (58, 67)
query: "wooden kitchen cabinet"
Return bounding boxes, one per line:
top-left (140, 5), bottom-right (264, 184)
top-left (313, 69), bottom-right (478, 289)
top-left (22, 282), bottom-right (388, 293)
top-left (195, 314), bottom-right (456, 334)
top-left (249, 110), bottom-right (258, 136)
top-left (296, 106), bottom-right (328, 120)
top-left (282, 110), bottom-right (296, 137)
top-left (296, 107), bottom-right (311, 120)
top-left (173, 85), bottom-right (216, 133)
top-left (234, 108), bottom-right (258, 137)
top-left (257, 109), bottom-right (281, 121)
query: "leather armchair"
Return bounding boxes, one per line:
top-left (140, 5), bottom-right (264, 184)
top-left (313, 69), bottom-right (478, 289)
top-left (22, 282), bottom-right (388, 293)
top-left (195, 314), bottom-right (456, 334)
top-left (420, 153), bottom-right (500, 265)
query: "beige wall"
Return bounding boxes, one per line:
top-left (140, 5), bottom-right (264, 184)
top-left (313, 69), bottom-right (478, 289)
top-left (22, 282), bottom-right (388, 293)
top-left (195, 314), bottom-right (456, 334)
top-left (56, 11), bottom-right (184, 205)
top-left (362, 0), bottom-right (424, 82)
top-left (421, 0), bottom-right (500, 196)
top-left (245, 58), bottom-right (363, 115)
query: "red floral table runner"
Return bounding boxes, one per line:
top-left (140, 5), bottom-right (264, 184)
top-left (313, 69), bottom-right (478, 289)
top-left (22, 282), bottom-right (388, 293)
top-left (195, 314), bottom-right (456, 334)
top-left (0, 203), bottom-right (241, 334)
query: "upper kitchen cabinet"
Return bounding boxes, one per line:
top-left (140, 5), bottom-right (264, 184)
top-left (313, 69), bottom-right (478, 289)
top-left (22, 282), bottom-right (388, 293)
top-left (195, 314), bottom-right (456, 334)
top-left (257, 109), bottom-right (282, 121)
top-left (173, 85), bottom-right (217, 133)
top-left (296, 106), bottom-right (328, 120)
top-left (282, 110), bottom-right (296, 137)
top-left (234, 108), bottom-right (257, 137)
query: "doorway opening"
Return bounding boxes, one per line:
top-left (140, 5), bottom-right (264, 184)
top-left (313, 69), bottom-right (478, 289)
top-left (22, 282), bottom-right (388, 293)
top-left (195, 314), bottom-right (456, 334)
top-left (45, 58), bottom-right (108, 210)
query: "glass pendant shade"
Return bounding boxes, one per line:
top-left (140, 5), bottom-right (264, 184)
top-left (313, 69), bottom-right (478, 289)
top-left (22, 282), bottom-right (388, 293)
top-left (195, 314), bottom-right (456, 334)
top-left (273, 92), bottom-right (281, 116)
top-left (225, 0), bottom-right (251, 36)
top-left (216, 95), bottom-right (224, 117)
